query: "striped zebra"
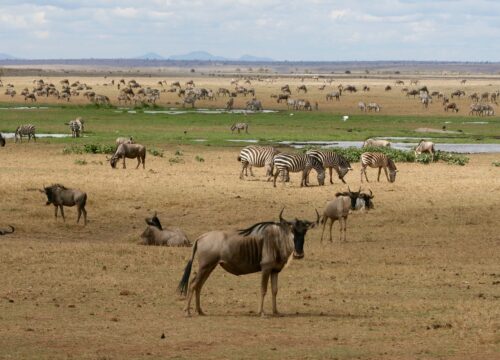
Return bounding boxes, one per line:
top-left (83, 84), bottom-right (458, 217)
top-left (231, 122), bottom-right (249, 134)
top-left (237, 146), bottom-right (280, 180)
top-left (15, 124), bottom-right (36, 143)
top-left (69, 120), bottom-right (81, 138)
top-left (360, 152), bottom-right (398, 183)
top-left (272, 153), bottom-right (325, 188)
top-left (306, 150), bottom-right (352, 184)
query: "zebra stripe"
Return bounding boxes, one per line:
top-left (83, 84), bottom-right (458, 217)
top-left (231, 123), bottom-right (249, 134)
top-left (360, 152), bottom-right (398, 183)
top-left (15, 124), bottom-right (36, 143)
top-left (272, 153), bottom-right (325, 187)
top-left (69, 120), bottom-right (81, 138)
top-left (306, 150), bottom-right (352, 184)
top-left (238, 146), bottom-right (280, 179)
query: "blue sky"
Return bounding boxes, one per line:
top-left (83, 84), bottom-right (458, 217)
top-left (0, 0), bottom-right (499, 61)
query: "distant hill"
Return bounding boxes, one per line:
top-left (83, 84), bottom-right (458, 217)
top-left (135, 52), bottom-right (165, 60)
top-left (0, 53), bottom-right (18, 60)
top-left (238, 54), bottom-right (274, 62)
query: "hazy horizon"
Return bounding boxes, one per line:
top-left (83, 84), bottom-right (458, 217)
top-left (1, 0), bottom-right (499, 62)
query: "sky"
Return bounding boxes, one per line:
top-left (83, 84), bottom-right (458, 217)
top-left (0, 0), bottom-right (499, 61)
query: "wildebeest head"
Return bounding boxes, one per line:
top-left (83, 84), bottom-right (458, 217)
top-left (41, 184), bottom-right (66, 205)
top-left (358, 189), bottom-right (375, 210)
top-left (107, 155), bottom-right (118, 168)
top-left (279, 208), bottom-right (319, 259)
top-left (336, 187), bottom-right (362, 210)
top-left (145, 211), bottom-right (163, 230)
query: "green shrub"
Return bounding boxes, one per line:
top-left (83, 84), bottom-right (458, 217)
top-left (169, 157), bottom-right (184, 164)
top-left (74, 159), bottom-right (87, 165)
top-left (175, 149), bottom-right (183, 156)
top-left (195, 155), bottom-right (205, 163)
top-left (62, 145), bottom-right (83, 155)
top-left (148, 147), bottom-right (164, 157)
top-left (492, 161), bottom-right (500, 167)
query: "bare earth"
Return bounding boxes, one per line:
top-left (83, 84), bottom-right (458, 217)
top-left (0, 144), bottom-right (499, 359)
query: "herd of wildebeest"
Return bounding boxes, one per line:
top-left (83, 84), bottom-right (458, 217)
top-left (2, 73), bottom-right (489, 316)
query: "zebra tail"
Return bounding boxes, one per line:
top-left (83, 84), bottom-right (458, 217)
top-left (177, 239), bottom-right (198, 296)
top-left (237, 155), bottom-right (242, 162)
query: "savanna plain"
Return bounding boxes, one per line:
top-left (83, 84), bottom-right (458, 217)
top-left (0, 72), bottom-right (499, 359)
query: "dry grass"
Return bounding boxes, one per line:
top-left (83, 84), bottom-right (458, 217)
top-left (0, 143), bottom-right (499, 359)
top-left (2, 75), bottom-right (500, 117)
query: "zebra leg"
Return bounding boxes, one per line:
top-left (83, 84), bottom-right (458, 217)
top-left (383, 167), bottom-right (389, 182)
top-left (249, 165), bottom-right (255, 177)
top-left (329, 168), bottom-right (333, 184)
top-left (273, 171), bottom-right (280, 187)
top-left (240, 163), bottom-right (246, 180)
top-left (377, 167), bottom-right (382, 182)
top-left (259, 270), bottom-right (271, 317)
top-left (271, 272), bottom-right (280, 316)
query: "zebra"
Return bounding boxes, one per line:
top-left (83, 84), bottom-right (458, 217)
top-left (306, 150), bottom-right (352, 184)
top-left (237, 146), bottom-right (280, 180)
top-left (231, 123), bottom-right (249, 134)
top-left (271, 153), bottom-right (325, 188)
top-left (360, 152), bottom-right (398, 183)
top-left (15, 124), bottom-right (36, 143)
top-left (68, 120), bottom-right (81, 138)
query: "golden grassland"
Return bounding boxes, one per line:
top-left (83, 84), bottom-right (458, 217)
top-left (2, 74), bottom-right (500, 117)
top-left (0, 143), bottom-right (499, 359)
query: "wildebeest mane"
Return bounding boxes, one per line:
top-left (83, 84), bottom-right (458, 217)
top-left (238, 221), bottom-right (277, 237)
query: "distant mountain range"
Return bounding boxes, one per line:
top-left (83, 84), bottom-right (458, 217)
top-left (135, 51), bottom-right (274, 62)
top-left (0, 53), bottom-right (18, 60)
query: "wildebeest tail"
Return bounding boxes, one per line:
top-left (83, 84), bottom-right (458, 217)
top-left (177, 239), bottom-right (198, 296)
top-left (320, 215), bottom-right (326, 225)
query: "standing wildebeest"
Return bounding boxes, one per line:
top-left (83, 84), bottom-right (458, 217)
top-left (320, 188), bottom-right (373, 242)
top-left (226, 97), bottom-right (234, 110)
top-left (360, 152), bottom-right (398, 183)
top-left (246, 98), bottom-right (263, 111)
top-left (40, 184), bottom-right (87, 225)
top-left (178, 209), bottom-right (319, 316)
top-left (362, 138), bottom-right (391, 148)
top-left (344, 85), bottom-right (357, 93)
top-left (414, 140), bottom-right (436, 162)
top-left (116, 136), bottom-right (134, 145)
top-left (108, 143), bottom-right (146, 169)
top-left (451, 90), bottom-right (465, 99)
top-left (297, 85), bottom-right (307, 93)
top-left (326, 91), bottom-right (341, 101)
top-left (277, 94), bottom-right (289, 103)
top-left (406, 89), bottom-right (419, 98)
top-left (0, 225), bottom-right (15, 235)
top-left (0, 133), bottom-right (5, 147)
top-left (231, 123), bottom-right (249, 134)
top-left (444, 103), bottom-right (459, 112)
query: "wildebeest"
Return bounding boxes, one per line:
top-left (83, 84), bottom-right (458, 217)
top-left (108, 143), bottom-right (146, 169)
top-left (358, 101), bottom-right (366, 111)
top-left (140, 213), bottom-right (190, 247)
top-left (246, 98), bottom-right (263, 111)
top-left (116, 136), bottom-right (134, 145)
top-left (40, 184), bottom-right (87, 225)
top-left (360, 152), bottom-right (398, 183)
top-left (178, 209), bottom-right (319, 316)
top-left (0, 225), bottom-right (15, 235)
top-left (362, 138), bottom-right (391, 148)
top-left (414, 140), bottom-right (436, 162)
top-left (0, 133), bottom-right (5, 147)
top-left (320, 188), bottom-right (372, 242)
top-left (297, 85), bottom-right (307, 93)
top-left (444, 103), bottom-right (459, 112)
top-left (326, 91), bottom-right (341, 101)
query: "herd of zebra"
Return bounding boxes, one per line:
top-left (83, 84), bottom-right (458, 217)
top-left (237, 143), bottom-right (400, 188)
top-left (0, 118), bottom-right (85, 145)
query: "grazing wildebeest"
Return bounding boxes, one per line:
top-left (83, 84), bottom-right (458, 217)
top-left (178, 209), bottom-right (319, 316)
top-left (444, 103), bottom-right (459, 112)
top-left (40, 184), bottom-right (87, 225)
top-left (414, 140), bottom-right (435, 162)
top-left (320, 188), bottom-right (373, 242)
top-left (116, 136), bottom-right (134, 145)
top-left (277, 94), bottom-right (289, 103)
top-left (344, 85), bottom-right (357, 93)
top-left (406, 89), bottom-right (419, 98)
top-left (297, 85), bottom-right (307, 93)
top-left (358, 101), bottom-right (366, 111)
top-left (108, 143), bottom-right (146, 169)
top-left (226, 97), bottom-right (234, 110)
top-left (326, 91), bottom-right (341, 101)
top-left (246, 98), bottom-right (263, 111)
top-left (231, 123), bottom-right (249, 134)
top-left (362, 138), bottom-right (391, 148)
top-left (360, 152), bottom-right (398, 183)
top-left (395, 80), bottom-right (405, 86)
top-left (140, 224), bottom-right (190, 247)
top-left (0, 133), bottom-right (5, 147)
top-left (0, 225), bottom-right (15, 235)
top-left (385, 85), bottom-right (392, 91)
top-left (451, 90), bottom-right (465, 99)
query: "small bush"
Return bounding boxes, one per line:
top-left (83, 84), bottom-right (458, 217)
top-left (148, 147), bottom-right (164, 157)
top-left (492, 161), bottom-right (500, 167)
top-left (175, 149), bottom-right (183, 156)
top-left (62, 145), bottom-right (83, 155)
top-left (74, 159), bottom-right (87, 165)
top-left (195, 155), bottom-right (205, 163)
top-left (169, 157), bottom-right (184, 164)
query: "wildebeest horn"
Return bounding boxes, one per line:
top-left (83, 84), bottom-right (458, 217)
top-left (369, 189), bottom-right (374, 198)
top-left (348, 186), bottom-right (352, 193)
top-left (315, 208), bottom-right (320, 223)
top-left (279, 208), bottom-right (285, 223)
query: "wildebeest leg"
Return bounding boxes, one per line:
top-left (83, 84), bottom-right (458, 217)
top-left (320, 217), bottom-right (327, 243)
top-left (136, 157), bottom-right (140, 169)
top-left (329, 168), bottom-right (333, 184)
top-left (142, 155), bottom-right (145, 169)
top-left (82, 207), bottom-right (87, 225)
top-left (259, 270), bottom-right (271, 317)
top-left (329, 218), bottom-right (335, 242)
top-left (122, 157), bottom-right (126, 169)
top-left (342, 217), bottom-right (347, 242)
top-left (377, 167), bottom-right (382, 182)
top-left (59, 206), bottom-right (66, 222)
top-left (191, 263), bottom-right (217, 316)
top-left (271, 272), bottom-right (280, 316)
top-left (54, 205), bottom-right (59, 219)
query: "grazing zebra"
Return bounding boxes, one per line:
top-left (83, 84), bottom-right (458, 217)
top-left (231, 123), bottom-right (249, 134)
top-left (272, 153), bottom-right (325, 188)
top-left (15, 124), bottom-right (36, 143)
top-left (237, 146), bottom-right (280, 180)
top-left (306, 150), bottom-right (352, 184)
top-left (360, 152), bottom-right (398, 183)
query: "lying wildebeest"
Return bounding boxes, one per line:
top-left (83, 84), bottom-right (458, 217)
top-left (140, 212), bottom-right (190, 246)
top-left (0, 133), bottom-right (5, 147)
top-left (108, 143), bottom-right (146, 169)
top-left (40, 184), bottom-right (87, 225)
top-left (0, 225), bottom-right (15, 235)
top-left (178, 209), bottom-right (319, 317)
top-left (320, 188), bottom-right (373, 242)
top-left (362, 138), bottom-right (391, 148)
top-left (414, 140), bottom-right (436, 162)
top-left (116, 136), bottom-right (134, 145)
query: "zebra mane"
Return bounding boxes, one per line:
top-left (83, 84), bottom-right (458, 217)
top-left (387, 158), bottom-right (397, 170)
top-left (238, 221), bottom-right (278, 237)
